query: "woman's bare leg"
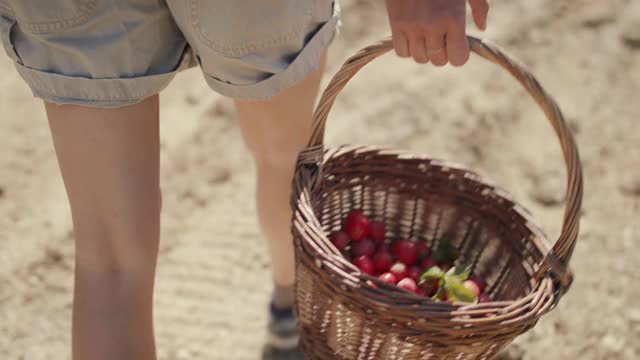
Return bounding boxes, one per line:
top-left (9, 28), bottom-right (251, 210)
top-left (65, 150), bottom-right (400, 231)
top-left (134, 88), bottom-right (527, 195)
top-left (235, 55), bottom-right (326, 297)
top-left (45, 96), bottom-right (161, 360)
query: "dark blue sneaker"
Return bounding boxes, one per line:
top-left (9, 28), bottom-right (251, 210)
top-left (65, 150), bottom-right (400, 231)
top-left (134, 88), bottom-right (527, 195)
top-left (262, 302), bottom-right (304, 360)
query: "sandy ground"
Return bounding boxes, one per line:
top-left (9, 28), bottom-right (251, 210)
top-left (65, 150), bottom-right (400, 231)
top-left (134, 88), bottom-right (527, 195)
top-left (1, 1), bottom-right (639, 359)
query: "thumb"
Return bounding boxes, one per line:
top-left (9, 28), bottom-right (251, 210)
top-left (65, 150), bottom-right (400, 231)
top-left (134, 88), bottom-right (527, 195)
top-left (468, 0), bottom-right (489, 31)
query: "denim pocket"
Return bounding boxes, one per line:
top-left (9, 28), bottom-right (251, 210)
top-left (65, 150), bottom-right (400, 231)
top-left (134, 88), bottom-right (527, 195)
top-left (189, 0), bottom-right (317, 57)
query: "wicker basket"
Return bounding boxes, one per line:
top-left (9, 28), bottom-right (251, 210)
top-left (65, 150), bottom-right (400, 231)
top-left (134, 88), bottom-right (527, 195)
top-left (291, 37), bottom-right (583, 360)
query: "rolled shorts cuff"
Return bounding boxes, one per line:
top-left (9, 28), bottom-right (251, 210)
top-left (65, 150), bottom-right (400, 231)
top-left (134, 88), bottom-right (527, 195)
top-left (13, 52), bottom-right (193, 108)
top-left (202, 4), bottom-right (340, 101)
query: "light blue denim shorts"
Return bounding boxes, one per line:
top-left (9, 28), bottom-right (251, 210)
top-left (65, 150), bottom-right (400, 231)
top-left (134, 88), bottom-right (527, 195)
top-left (0, 0), bottom-right (339, 107)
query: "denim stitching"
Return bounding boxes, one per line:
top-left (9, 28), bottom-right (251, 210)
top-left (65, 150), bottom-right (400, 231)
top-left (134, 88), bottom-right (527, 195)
top-left (0, 4), bottom-right (13, 17)
top-left (35, 93), bottom-right (143, 106)
top-left (15, 0), bottom-right (98, 34)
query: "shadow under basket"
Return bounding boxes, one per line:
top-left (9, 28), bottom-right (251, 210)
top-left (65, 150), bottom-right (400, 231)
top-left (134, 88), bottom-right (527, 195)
top-left (291, 37), bottom-right (583, 360)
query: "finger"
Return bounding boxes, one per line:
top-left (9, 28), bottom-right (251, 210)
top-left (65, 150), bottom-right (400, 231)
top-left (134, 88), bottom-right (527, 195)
top-left (446, 22), bottom-right (470, 66)
top-left (392, 30), bottom-right (410, 58)
top-left (468, 0), bottom-right (489, 30)
top-left (426, 33), bottom-right (447, 67)
top-left (408, 33), bottom-right (429, 64)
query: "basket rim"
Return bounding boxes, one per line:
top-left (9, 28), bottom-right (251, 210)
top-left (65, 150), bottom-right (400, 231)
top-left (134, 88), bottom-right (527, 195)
top-left (302, 143), bottom-right (554, 259)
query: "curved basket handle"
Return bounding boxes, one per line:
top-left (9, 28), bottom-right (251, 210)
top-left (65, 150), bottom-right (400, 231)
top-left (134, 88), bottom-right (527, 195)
top-left (306, 36), bottom-right (583, 293)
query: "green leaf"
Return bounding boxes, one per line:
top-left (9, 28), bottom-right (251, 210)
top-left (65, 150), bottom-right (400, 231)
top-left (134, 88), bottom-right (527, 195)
top-left (446, 263), bottom-right (471, 282)
top-left (431, 278), bottom-right (446, 300)
top-left (444, 279), bottom-right (476, 303)
top-left (419, 266), bottom-right (444, 282)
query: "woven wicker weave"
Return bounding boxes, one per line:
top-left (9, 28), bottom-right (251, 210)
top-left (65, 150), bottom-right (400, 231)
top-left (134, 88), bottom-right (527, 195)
top-left (291, 37), bottom-right (583, 360)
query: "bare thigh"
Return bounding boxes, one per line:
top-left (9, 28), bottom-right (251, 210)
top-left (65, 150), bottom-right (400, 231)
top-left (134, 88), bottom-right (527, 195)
top-left (46, 96), bottom-right (161, 274)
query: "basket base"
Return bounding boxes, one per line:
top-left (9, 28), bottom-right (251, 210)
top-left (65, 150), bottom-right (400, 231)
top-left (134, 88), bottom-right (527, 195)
top-left (300, 325), bottom-right (514, 360)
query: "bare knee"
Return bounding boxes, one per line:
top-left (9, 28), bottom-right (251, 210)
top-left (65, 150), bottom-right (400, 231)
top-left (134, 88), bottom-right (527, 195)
top-left (236, 97), bottom-right (314, 171)
top-left (246, 134), bottom-right (309, 171)
top-left (71, 190), bottom-right (161, 277)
